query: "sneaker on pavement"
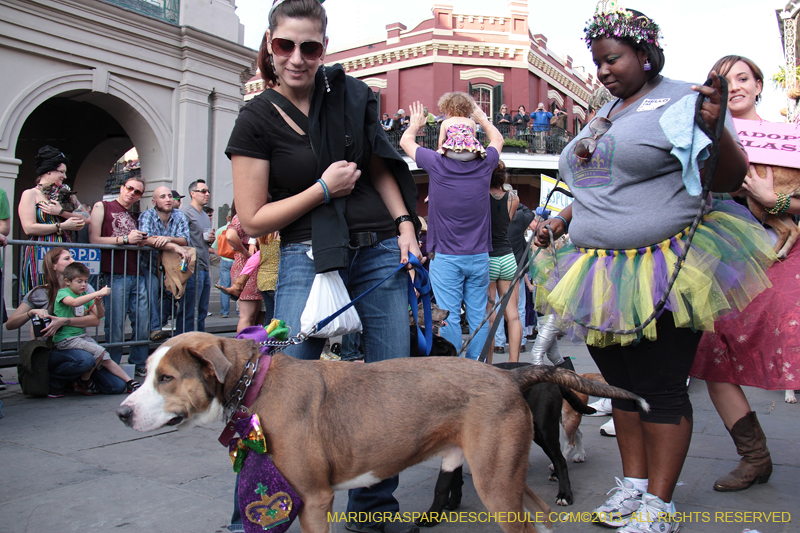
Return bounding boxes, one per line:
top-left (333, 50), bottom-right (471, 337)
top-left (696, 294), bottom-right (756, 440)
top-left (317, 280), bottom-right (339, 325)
top-left (162, 324), bottom-right (174, 331)
top-left (47, 386), bottom-right (66, 398)
top-left (591, 477), bottom-right (642, 527)
top-left (134, 365), bottom-right (147, 377)
top-left (126, 380), bottom-right (141, 393)
top-left (616, 493), bottom-right (679, 533)
top-left (600, 419), bottom-right (616, 437)
top-left (587, 397), bottom-right (613, 416)
top-left (74, 378), bottom-right (99, 396)
top-left (346, 521), bottom-right (420, 533)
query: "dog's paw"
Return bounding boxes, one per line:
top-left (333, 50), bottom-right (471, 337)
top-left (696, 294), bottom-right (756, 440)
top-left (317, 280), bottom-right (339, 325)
top-left (785, 390), bottom-right (797, 404)
top-left (548, 463), bottom-right (555, 473)
top-left (555, 493), bottom-right (573, 506)
top-left (572, 453), bottom-right (586, 463)
top-left (548, 473), bottom-right (558, 482)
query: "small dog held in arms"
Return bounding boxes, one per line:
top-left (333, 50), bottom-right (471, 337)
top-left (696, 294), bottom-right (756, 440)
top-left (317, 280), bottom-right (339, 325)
top-left (117, 333), bottom-right (648, 533)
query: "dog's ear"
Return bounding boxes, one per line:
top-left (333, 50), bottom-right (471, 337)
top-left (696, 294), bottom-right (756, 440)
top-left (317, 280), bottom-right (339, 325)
top-left (187, 342), bottom-right (232, 384)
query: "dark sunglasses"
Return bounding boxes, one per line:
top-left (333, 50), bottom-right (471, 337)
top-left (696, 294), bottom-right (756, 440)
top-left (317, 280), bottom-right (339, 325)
top-left (574, 117), bottom-right (612, 161)
top-left (270, 37), bottom-right (325, 60)
top-left (192, 188), bottom-right (210, 194)
top-left (123, 184), bottom-right (144, 196)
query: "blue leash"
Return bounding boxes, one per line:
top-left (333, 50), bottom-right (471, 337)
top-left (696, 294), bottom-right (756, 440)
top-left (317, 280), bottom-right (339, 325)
top-left (314, 255), bottom-right (433, 356)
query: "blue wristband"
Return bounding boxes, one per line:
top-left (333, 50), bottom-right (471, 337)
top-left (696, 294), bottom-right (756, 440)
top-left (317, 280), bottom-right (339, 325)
top-left (552, 215), bottom-right (569, 230)
top-left (317, 178), bottom-right (330, 204)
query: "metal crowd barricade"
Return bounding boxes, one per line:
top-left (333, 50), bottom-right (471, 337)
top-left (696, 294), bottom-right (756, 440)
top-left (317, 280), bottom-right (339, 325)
top-left (0, 239), bottom-right (201, 367)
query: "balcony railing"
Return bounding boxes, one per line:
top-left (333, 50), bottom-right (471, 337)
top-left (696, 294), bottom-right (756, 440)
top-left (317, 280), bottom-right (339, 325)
top-left (384, 124), bottom-right (575, 157)
top-left (100, 0), bottom-right (179, 25)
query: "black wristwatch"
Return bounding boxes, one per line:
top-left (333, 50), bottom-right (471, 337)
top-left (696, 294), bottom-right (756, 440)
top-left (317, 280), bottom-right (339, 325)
top-left (394, 215), bottom-right (413, 229)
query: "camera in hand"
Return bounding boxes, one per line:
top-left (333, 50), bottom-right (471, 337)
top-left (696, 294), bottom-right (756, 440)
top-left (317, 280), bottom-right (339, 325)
top-left (31, 314), bottom-right (52, 338)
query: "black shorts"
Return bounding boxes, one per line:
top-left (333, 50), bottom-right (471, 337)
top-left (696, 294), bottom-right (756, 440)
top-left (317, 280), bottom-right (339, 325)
top-left (588, 312), bottom-right (702, 424)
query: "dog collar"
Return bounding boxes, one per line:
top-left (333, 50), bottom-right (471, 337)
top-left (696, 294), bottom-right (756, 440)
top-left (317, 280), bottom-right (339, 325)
top-left (219, 338), bottom-right (272, 447)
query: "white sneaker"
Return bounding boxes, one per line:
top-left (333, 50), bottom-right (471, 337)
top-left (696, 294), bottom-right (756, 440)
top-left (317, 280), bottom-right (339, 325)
top-left (600, 419), bottom-right (616, 437)
top-left (162, 324), bottom-right (174, 331)
top-left (591, 477), bottom-right (642, 527)
top-left (587, 398), bottom-right (613, 416)
top-left (616, 493), bottom-right (680, 533)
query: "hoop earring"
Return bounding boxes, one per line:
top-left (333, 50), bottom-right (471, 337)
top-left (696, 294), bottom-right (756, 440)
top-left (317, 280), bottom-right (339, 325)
top-left (322, 65), bottom-right (331, 93)
top-left (643, 59), bottom-right (652, 71)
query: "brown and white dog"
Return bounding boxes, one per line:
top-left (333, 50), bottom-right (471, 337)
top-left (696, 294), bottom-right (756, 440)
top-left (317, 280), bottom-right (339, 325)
top-left (117, 333), bottom-right (648, 533)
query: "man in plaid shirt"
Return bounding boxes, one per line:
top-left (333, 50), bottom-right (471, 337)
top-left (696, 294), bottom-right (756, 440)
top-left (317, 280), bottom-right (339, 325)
top-left (138, 186), bottom-right (190, 341)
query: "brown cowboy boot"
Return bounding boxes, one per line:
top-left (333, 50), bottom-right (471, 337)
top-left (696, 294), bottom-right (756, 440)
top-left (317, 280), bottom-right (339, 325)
top-left (215, 274), bottom-right (249, 301)
top-left (713, 411), bottom-right (772, 491)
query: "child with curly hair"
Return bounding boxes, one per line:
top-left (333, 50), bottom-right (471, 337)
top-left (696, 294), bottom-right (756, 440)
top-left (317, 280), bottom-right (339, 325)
top-left (436, 92), bottom-right (487, 161)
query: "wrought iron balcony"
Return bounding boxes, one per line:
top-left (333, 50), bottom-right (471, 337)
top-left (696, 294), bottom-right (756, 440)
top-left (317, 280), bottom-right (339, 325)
top-left (100, 0), bottom-right (179, 25)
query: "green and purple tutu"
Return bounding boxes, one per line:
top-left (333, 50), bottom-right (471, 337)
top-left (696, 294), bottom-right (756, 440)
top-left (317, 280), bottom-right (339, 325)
top-left (530, 200), bottom-right (776, 347)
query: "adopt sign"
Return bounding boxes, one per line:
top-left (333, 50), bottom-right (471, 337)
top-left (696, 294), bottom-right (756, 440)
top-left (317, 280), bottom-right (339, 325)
top-left (733, 118), bottom-right (800, 169)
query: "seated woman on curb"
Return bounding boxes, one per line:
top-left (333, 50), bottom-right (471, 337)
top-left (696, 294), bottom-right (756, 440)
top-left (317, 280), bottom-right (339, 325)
top-left (6, 248), bottom-right (127, 397)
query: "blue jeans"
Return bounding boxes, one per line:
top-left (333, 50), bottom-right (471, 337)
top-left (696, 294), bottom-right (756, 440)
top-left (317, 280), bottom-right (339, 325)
top-left (220, 259), bottom-right (233, 316)
top-left (494, 278), bottom-right (527, 348)
top-left (177, 269), bottom-right (210, 333)
top-left (429, 253), bottom-right (490, 360)
top-left (48, 349), bottom-right (95, 389)
top-left (101, 273), bottom-right (150, 366)
top-left (93, 368), bottom-right (127, 394)
top-left (273, 240), bottom-right (409, 361)
top-left (231, 239), bottom-right (410, 529)
top-left (260, 290), bottom-right (275, 326)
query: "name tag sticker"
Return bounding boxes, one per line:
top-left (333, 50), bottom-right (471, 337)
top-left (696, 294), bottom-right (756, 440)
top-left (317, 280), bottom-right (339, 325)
top-left (636, 98), bottom-right (670, 112)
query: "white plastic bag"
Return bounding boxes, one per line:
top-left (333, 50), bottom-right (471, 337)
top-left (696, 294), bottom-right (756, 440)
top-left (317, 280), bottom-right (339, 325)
top-left (300, 271), bottom-right (362, 337)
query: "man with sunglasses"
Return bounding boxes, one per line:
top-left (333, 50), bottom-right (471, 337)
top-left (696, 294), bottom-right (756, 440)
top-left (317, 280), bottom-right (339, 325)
top-left (89, 176), bottom-right (151, 375)
top-left (179, 179), bottom-right (214, 333)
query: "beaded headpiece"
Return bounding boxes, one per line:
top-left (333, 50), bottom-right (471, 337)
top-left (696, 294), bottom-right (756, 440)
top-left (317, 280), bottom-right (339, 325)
top-left (583, 1), bottom-right (661, 48)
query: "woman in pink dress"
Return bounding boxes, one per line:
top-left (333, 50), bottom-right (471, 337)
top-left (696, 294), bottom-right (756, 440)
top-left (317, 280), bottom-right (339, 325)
top-left (691, 55), bottom-right (800, 492)
top-left (227, 212), bottom-right (262, 333)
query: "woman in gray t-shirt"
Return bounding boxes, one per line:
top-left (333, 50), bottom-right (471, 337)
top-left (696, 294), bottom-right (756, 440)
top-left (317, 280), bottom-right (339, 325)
top-left (530, 6), bottom-right (775, 530)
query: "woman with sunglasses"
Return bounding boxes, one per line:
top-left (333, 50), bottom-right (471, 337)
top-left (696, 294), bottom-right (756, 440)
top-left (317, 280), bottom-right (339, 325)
top-left (691, 55), bottom-right (800, 493)
top-left (18, 146), bottom-right (88, 295)
top-left (532, 5), bottom-right (774, 532)
top-left (225, 1), bottom-right (421, 532)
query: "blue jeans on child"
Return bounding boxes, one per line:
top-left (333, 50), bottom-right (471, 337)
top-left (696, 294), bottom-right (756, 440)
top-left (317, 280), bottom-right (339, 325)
top-left (429, 253), bottom-right (490, 360)
top-left (229, 238), bottom-right (410, 530)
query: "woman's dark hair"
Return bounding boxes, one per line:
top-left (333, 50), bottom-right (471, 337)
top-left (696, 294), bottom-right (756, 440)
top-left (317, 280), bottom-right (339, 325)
top-left (711, 55), bottom-right (763, 104)
top-left (42, 248), bottom-right (70, 311)
top-left (490, 160), bottom-right (508, 189)
top-left (257, 0), bottom-right (328, 86)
